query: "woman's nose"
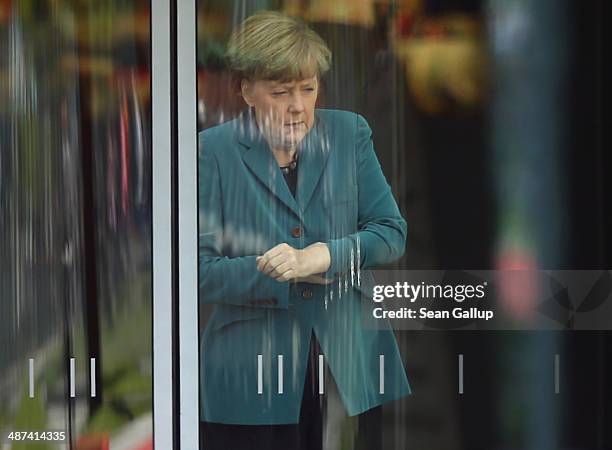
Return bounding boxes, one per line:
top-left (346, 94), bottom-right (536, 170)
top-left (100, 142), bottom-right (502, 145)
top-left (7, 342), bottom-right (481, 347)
top-left (288, 93), bottom-right (305, 113)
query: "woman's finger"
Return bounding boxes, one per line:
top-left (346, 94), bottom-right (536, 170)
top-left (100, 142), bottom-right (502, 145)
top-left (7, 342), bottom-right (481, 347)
top-left (258, 243), bottom-right (291, 271)
top-left (262, 251), bottom-right (291, 275)
top-left (270, 260), bottom-right (294, 279)
top-left (275, 267), bottom-right (296, 282)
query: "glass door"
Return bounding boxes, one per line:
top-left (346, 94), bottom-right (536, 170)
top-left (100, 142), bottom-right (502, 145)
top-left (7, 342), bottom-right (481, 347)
top-left (184, 1), bottom-right (610, 450)
top-left (1, 2), bottom-right (154, 448)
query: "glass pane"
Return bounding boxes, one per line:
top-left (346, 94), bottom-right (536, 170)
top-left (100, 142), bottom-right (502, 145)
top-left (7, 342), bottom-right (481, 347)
top-left (196, 1), bottom-right (608, 450)
top-left (0, 1), bottom-right (152, 448)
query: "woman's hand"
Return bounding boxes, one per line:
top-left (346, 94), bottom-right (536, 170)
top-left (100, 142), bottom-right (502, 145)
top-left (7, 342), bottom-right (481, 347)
top-left (256, 242), bottom-right (331, 282)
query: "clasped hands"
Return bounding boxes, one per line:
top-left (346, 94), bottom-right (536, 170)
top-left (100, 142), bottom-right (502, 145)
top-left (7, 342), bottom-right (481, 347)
top-left (256, 242), bottom-right (333, 285)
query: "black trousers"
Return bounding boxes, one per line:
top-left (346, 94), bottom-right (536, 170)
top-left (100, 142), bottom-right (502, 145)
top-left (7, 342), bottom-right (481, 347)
top-left (200, 334), bottom-right (382, 450)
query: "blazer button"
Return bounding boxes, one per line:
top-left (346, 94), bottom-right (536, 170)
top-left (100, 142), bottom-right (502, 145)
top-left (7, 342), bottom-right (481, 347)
top-left (291, 226), bottom-right (302, 238)
top-left (302, 289), bottom-right (313, 299)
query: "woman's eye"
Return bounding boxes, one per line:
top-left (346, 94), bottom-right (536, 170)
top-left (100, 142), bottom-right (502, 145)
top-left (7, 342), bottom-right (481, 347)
top-left (272, 91), bottom-right (287, 96)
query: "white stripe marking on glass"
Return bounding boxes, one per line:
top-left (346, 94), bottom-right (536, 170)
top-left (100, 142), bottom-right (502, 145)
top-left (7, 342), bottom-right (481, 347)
top-left (257, 355), bottom-right (263, 394)
top-left (70, 358), bottom-right (76, 397)
top-left (91, 358), bottom-right (96, 397)
top-left (278, 355), bottom-right (284, 394)
top-left (554, 354), bottom-right (560, 394)
top-left (379, 355), bottom-right (385, 394)
top-left (318, 355), bottom-right (325, 395)
top-left (29, 358), bottom-right (34, 398)
top-left (459, 354), bottom-right (464, 394)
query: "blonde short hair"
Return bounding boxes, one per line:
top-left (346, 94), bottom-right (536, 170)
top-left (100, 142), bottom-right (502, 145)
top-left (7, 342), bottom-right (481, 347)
top-left (226, 10), bottom-right (332, 82)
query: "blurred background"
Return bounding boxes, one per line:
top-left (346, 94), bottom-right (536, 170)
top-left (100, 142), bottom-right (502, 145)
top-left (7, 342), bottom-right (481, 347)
top-left (0, 0), bottom-right (608, 449)
top-left (196, 0), bottom-right (609, 449)
top-left (0, 0), bottom-right (152, 449)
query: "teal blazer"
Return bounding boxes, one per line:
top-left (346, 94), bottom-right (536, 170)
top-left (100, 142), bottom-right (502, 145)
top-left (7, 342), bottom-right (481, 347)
top-left (198, 108), bottom-right (411, 425)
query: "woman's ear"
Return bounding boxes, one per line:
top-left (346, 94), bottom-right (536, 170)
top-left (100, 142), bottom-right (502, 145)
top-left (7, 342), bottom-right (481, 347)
top-left (241, 79), bottom-right (255, 107)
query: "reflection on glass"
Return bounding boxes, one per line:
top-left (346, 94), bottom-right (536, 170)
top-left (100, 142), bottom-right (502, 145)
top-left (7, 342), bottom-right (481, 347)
top-left (196, 1), bottom-right (605, 450)
top-left (0, 2), bottom-right (151, 449)
top-left (197, 6), bottom-right (413, 450)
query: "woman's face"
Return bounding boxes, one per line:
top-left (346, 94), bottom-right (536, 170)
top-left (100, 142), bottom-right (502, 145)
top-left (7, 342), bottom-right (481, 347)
top-left (241, 75), bottom-right (318, 151)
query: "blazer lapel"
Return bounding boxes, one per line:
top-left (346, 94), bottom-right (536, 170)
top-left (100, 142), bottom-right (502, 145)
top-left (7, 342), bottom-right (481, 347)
top-left (238, 110), bottom-right (301, 217)
top-left (237, 109), bottom-right (331, 216)
top-left (296, 115), bottom-right (331, 212)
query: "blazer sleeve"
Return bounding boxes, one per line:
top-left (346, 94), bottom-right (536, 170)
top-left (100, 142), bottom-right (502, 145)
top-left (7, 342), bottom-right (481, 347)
top-left (198, 139), bottom-right (289, 309)
top-left (324, 114), bottom-right (407, 276)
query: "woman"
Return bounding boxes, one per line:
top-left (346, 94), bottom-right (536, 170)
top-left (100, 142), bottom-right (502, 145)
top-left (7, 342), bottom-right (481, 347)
top-left (198, 10), bottom-right (411, 450)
